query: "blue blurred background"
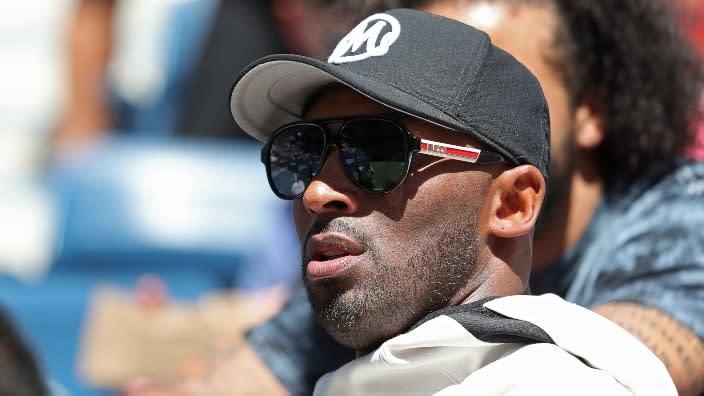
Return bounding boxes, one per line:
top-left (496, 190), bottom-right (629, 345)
top-left (0, 0), bottom-right (322, 394)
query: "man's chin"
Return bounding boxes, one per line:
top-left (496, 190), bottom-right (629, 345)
top-left (321, 317), bottom-right (387, 352)
top-left (307, 287), bottom-right (380, 350)
top-left (304, 269), bottom-right (411, 351)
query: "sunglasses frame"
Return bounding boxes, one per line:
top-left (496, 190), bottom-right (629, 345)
top-left (261, 116), bottom-right (506, 200)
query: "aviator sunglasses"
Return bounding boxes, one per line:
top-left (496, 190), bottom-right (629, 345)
top-left (261, 116), bottom-right (506, 199)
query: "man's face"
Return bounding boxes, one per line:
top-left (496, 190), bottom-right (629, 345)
top-left (421, 0), bottom-right (576, 229)
top-left (293, 86), bottom-right (496, 351)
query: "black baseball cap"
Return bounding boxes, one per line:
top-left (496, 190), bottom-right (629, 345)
top-left (229, 8), bottom-right (550, 181)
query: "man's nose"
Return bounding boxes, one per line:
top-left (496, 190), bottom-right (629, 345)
top-left (301, 150), bottom-right (360, 216)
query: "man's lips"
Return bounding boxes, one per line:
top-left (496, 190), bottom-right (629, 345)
top-left (305, 233), bottom-right (366, 280)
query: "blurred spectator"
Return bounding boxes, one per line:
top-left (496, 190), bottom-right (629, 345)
top-left (54, 0), bottom-right (304, 391)
top-left (1, 0), bottom-right (338, 394)
top-left (0, 1), bottom-right (73, 393)
top-left (0, 1), bottom-right (70, 281)
top-left (54, 0), bottom-right (368, 146)
top-left (0, 307), bottom-right (49, 396)
top-left (55, 0), bottom-right (249, 144)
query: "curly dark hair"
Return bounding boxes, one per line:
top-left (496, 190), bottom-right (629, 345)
top-left (308, 0), bottom-right (704, 177)
top-left (553, 0), bottom-right (704, 176)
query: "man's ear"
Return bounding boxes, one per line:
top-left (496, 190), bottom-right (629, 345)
top-left (574, 90), bottom-right (606, 150)
top-left (487, 165), bottom-right (546, 238)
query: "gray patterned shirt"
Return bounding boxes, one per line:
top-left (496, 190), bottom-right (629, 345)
top-left (531, 159), bottom-right (704, 340)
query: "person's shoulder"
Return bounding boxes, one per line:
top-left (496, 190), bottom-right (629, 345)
top-left (603, 159), bottom-right (704, 221)
top-left (313, 295), bottom-right (676, 396)
top-left (579, 159), bottom-right (704, 286)
top-left (608, 159), bottom-right (704, 204)
top-left (668, 159), bottom-right (704, 194)
top-left (483, 295), bottom-right (676, 395)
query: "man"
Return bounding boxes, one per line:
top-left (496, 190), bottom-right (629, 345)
top-left (239, 1), bottom-right (704, 395)
top-left (131, 0), bottom-right (704, 395)
top-left (225, 8), bottom-right (674, 394)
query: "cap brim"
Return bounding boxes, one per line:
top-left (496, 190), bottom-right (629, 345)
top-left (229, 54), bottom-right (466, 143)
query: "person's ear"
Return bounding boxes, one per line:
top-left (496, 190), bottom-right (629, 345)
top-left (574, 90), bottom-right (606, 150)
top-left (487, 165), bottom-right (546, 238)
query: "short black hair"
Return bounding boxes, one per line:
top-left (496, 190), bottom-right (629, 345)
top-left (309, 0), bottom-right (704, 179)
top-left (0, 308), bottom-right (48, 396)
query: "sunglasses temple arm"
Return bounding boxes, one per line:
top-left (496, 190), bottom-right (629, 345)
top-left (420, 138), bottom-right (505, 164)
top-left (476, 150), bottom-right (506, 164)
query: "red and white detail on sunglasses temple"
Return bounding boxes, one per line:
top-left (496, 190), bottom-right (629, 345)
top-left (419, 139), bottom-right (481, 163)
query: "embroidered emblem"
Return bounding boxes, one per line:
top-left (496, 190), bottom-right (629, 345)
top-left (328, 13), bottom-right (401, 64)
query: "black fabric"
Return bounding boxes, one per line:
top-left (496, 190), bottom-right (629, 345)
top-left (411, 297), bottom-right (555, 345)
top-left (0, 308), bottom-right (49, 396)
top-left (176, 0), bottom-right (285, 140)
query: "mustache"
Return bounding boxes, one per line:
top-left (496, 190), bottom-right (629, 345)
top-left (304, 218), bottom-right (372, 248)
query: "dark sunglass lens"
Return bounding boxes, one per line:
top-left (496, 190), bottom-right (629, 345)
top-left (268, 124), bottom-right (325, 198)
top-left (339, 119), bottom-right (407, 192)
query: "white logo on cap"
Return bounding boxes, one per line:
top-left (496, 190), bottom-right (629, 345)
top-left (328, 13), bottom-right (401, 64)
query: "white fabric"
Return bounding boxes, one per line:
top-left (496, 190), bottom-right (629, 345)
top-left (313, 294), bottom-right (676, 396)
top-left (484, 294), bottom-right (676, 395)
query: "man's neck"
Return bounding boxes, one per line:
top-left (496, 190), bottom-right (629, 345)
top-left (533, 154), bottom-right (603, 271)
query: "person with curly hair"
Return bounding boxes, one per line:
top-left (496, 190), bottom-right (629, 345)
top-left (129, 0), bottom-right (704, 395)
